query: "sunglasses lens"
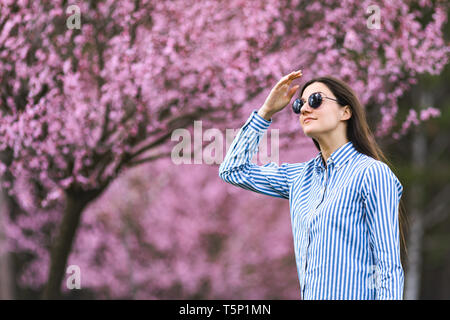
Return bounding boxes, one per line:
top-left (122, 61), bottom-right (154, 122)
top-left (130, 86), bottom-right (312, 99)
top-left (309, 93), bottom-right (322, 109)
top-left (292, 98), bottom-right (303, 114)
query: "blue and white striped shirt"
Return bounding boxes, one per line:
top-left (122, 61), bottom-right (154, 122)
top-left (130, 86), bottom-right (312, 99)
top-left (219, 110), bottom-right (404, 300)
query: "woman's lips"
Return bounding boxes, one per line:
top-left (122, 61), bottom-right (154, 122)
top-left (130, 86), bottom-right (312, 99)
top-left (304, 118), bottom-right (316, 124)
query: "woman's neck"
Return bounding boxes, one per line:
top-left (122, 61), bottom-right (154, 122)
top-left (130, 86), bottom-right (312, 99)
top-left (317, 137), bottom-right (350, 166)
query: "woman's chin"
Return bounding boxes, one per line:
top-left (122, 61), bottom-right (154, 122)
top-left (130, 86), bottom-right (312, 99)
top-left (302, 128), bottom-right (316, 138)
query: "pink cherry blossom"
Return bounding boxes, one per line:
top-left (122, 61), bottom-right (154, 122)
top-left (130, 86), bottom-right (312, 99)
top-left (0, 0), bottom-right (448, 298)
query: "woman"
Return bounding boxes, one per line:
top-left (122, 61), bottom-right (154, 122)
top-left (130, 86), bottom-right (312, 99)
top-left (219, 70), bottom-right (405, 300)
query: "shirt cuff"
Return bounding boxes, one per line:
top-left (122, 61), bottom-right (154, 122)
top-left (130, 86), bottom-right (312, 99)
top-left (244, 110), bottom-right (272, 132)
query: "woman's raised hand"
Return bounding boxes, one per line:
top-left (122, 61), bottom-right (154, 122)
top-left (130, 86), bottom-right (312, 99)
top-left (258, 70), bottom-right (302, 120)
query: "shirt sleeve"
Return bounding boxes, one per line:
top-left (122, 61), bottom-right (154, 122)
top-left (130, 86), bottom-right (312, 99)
top-left (218, 110), bottom-right (303, 199)
top-left (362, 161), bottom-right (404, 300)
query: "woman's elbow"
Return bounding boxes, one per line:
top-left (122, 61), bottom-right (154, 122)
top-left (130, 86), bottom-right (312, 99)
top-left (218, 168), bottom-right (232, 184)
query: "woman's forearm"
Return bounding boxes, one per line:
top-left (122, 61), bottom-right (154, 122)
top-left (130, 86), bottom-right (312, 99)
top-left (257, 107), bottom-right (275, 121)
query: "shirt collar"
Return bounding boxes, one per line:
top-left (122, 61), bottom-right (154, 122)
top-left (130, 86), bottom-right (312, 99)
top-left (314, 141), bottom-right (358, 172)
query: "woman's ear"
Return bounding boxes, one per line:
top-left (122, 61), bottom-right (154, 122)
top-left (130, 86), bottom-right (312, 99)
top-left (342, 105), bottom-right (352, 121)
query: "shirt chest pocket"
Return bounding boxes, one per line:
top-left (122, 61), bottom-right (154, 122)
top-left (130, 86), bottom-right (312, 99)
top-left (323, 185), bottom-right (363, 217)
top-left (325, 187), bottom-right (338, 199)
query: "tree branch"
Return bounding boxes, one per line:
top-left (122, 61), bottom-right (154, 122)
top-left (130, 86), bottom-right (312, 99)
top-left (128, 108), bottom-right (214, 160)
top-left (126, 152), bottom-right (171, 168)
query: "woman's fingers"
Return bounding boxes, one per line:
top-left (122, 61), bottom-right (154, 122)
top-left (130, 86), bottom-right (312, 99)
top-left (276, 70), bottom-right (302, 88)
top-left (289, 70), bottom-right (302, 82)
top-left (288, 85), bottom-right (300, 98)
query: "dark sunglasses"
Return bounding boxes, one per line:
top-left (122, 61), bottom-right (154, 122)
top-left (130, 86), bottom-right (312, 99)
top-left (292, 92), bottom-right (340, 114)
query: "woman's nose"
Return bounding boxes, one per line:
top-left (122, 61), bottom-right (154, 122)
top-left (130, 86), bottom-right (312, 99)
top-left (301, 103), bottom-right (313, 114)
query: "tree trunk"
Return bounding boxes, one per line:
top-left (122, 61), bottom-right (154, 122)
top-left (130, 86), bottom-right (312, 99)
top-left (404, 120), bottom-right (427, 300)
top-left (0, 187), bottom-right (13, 299)
top-left (404, 208), bottom-right (424, 300)
top-left (42, 189), bottom-right (100, 299)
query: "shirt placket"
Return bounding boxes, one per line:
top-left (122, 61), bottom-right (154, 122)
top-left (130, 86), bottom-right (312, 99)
top-left (302, 163), bottom-right (333, 298)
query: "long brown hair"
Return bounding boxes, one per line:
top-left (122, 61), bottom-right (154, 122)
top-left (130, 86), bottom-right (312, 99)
top-left (299, 76), bottom-right (408, 263)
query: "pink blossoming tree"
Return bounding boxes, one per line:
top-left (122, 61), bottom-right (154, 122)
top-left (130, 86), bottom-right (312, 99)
top-left (0, 0), bottom-right (448, 298)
